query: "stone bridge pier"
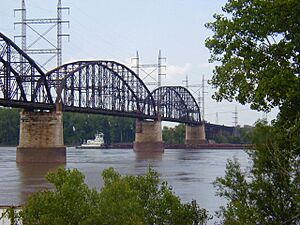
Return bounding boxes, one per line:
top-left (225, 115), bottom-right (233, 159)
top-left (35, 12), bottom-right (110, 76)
top-left (16, 104), bottom-right (66, 163)
top-left (185, 124), bottom-right (206, 145)
top-left (133, 119), bottom-right (164, 153)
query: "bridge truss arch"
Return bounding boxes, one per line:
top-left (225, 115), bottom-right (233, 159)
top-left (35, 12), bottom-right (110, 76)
top-left (151, 86), bottom-right (201, 125)
top-left (45, 61), bottom-right (157, 119)
top-left (0, 32), bottom-right (200, 125)
top-left (0, 32), bottom-right (53, 108)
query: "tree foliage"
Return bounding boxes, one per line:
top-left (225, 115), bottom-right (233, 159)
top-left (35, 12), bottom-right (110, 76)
top-left (19, 167), bottom-right (209, 225)
top-left (0, 109), bottom-right (136, 146)
top-left (162, 124), bottom-right (185, 144)
top-left (162, 123), bottom-right (253, 144)
top-left (205, 0), bottom-right (300, 112)
top-left (214, 120), bottom-right (300, 224)
top-left (64, 113), bottom-right (135, 146)
top-left (0, 108), bottom-right (252, 146)
top-left (206, 0), bottom-right (300, 224)
top-left (20, 168), bottom-right (99, 225)
top-left (0, 108), bottom-right (19, 145)
top-left (213, 125), bottom-right (252, 144)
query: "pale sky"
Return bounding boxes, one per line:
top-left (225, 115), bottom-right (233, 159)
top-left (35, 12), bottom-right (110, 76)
top-left (0, 0), bottom-right (278, 126)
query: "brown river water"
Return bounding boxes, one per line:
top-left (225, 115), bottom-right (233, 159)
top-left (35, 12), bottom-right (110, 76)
top-left (0, 147), bottom-right (249, 223)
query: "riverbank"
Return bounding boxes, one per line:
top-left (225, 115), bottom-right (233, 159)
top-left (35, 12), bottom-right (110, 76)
top-left (0, 143), bottom-right (249, 150)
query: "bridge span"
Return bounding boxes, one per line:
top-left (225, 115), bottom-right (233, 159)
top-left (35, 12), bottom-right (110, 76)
top-left (0, 32), bottom-right (206, 162)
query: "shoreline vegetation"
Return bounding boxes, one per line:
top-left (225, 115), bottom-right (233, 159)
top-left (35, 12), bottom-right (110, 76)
top-left (0, 108), bottom-right (253, 147)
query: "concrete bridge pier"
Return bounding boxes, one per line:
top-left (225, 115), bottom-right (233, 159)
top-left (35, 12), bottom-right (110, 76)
top-left (185, 124), bottom-right (206, 145)
top-left (133, 119), bottom-right (164, 153)
top-left (16, 104), bottom-right (66, 163)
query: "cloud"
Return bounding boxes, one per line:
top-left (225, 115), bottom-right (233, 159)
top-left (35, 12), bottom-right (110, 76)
top-left (197, 62), bottom-right (215, 70)
top-left (167, 63), bottom-right (192, 77)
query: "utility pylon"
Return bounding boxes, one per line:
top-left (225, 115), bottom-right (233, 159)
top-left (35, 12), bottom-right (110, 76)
top-left (201, 75), bottom-right (207, 122)
top-left (14, 0), bottom-right (70, 71)
top-left (131, 50), bottom-right (166, 89)
top-left (182, 75), bottom-right (189, 88)
top-left (13, 0), bottom-right (27, 80)
top-left (183, 75), bottom-right (207, 122)
top-left (233, 105), bottom-right (238, 127)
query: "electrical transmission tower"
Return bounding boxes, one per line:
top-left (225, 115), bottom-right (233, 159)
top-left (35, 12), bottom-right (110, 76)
top-left (200, 75), bottom-right (207, 122)
top-left (14, 0), bottom-right (70, 71)
top-left (131, 50), bottom-right (166, 89)
top-left (183, 74), bottom-right (207, 122)
top-left (233, 105), bottom-right (238, 127)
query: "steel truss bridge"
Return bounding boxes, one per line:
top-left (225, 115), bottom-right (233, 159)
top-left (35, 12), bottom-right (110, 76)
top-left (0, 32), bottom-right (202, 125)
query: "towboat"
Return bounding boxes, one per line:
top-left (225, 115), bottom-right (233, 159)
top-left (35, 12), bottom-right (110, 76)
top-left (76, 132), bottom-right (106, 149)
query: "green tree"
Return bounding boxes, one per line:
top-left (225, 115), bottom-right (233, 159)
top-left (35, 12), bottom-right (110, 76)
top-left (236, 125), bottom-right (252, 144)
top-left (214, 121), bottom-right (300, 224)
top-left (19, 167), bottom-right (209, 225)
top-left (162, 124), bottom-right (185, 144)
top-left (205, 0), bottom-right (300, 113)
top-left (206, 0), bottom-right (300, 224)
top-left (20, 168), bottom-right (99, 225)
top-left (214, 132), bottom-right (230, 143)
top-left (63, 112), bottom-right (135, 145)
top-left (109, 117), bottom-right (135, 143)
top-left (0, 108), bottom-right (19, 145)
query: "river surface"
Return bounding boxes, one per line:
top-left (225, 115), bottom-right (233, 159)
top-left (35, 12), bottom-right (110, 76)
top-left (0, 147), bottom-right (249, 222)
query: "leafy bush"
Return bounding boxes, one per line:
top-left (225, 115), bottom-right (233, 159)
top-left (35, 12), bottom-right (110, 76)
top-left (20, 167), bottom-right (209, 225)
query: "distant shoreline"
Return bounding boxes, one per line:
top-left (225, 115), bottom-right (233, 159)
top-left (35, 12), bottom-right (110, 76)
top-left (109, 143), bottom-right (249, 150)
